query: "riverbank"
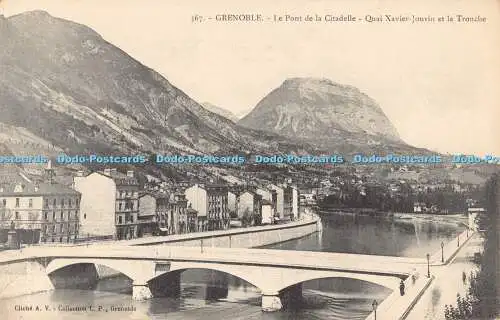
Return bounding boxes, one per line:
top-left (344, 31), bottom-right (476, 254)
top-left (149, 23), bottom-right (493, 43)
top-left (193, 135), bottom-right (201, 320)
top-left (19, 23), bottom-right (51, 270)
top-left (393, 212), bottom-right (469, 228)
top-left (318, 207), bottom-right (469, 228)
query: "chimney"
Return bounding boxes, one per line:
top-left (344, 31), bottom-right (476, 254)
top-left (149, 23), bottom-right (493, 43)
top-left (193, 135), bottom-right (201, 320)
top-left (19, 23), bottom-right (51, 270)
top-left (127, 170), bottom-right (134, 178)
top-left (103, 168), bottom-right (112, 176)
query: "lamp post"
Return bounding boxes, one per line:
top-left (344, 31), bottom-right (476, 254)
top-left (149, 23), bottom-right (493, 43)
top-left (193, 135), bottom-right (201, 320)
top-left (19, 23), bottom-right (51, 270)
top-left (441, 241), bottom-right (445, 263)
top-left (466, 227), bottom-right (469, 237)
top-left (426, 253), bottom-right (430, 278)
top-left (457, 233), bottom-right (460, 247)
top-left (372, 299), bottom-right (378, 320)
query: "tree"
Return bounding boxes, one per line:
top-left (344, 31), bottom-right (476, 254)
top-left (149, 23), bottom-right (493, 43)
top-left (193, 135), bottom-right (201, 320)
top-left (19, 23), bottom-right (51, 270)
top-left (445, 174), bottom-right (499, 319)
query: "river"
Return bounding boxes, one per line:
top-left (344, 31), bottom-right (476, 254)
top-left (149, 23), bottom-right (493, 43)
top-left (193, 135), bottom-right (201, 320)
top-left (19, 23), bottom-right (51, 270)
top-left (1, 211), bottom-right (465, 320)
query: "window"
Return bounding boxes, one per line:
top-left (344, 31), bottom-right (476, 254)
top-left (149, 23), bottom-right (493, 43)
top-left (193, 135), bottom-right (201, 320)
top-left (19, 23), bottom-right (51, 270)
top-left (52, 212), bottom-right (55, 220)
top-left (118, 216), bottom-right (122, 224)
top-left (15, 212), bottom-right (19, 219)
top-left (2, 199), bottom-right (6, 206)
top-left (69, 199), bottom-right (72, 207)
top-left (44, 199), bottom-right (48, 208)
top-left (53, 199), bottom-right (56, 206)
top-left (83, 213), bottom-right (87, 219)
top-left (119, 203), bottom-right (122, 211)
top-left (28, 199), bottom-right (33, 208)
top-left (44, 212), bottom-right (48, 220)
top-left (60, 212), bottom-right (64, 220)
top-left (15, 198), bottom-right (19, 208)
top-left (76, 199), bottom-right (79, 207)
top-left (59, 237), bottom-right (62, 243)
top-left (61, 199), bottom-right (65, 208)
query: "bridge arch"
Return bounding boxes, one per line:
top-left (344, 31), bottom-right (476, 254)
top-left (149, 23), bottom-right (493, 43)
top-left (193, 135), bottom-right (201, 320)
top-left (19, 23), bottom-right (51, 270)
top-left (150, 261), bottom-right (403, 296)
top-left (148, 264), bottom-right (264, 292)
top-left (274, 270), bottom-right (401, 294)
top-left (46, 258), bottom-right (157, 284)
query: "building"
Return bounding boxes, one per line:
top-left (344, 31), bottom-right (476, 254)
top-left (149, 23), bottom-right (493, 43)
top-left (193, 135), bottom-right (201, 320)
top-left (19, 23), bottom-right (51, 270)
top-left (256, 187), bottom-right (278, 211)
top-left (261, 200), bottom-right (275, 224)
top-left (413, 202), bottom-right (426, 213)
top-left (468, 207), bottom-right (485, 231)
top-left (237, 190), bottom-right (263, 226)
top-left (387, 170), bottom-right (420, 182)
top-left (180, 206), bottom-right (198, 233)
top-left (73, 168), bottom-right (140, 240)
top-left (169, 193), bottom-right (188, 234)
top-left (292, 186), bottom-right (299, 220)
top-left (185, 184), bottom-right (229, 231)
top-left (283, 185), bottom-right (293, 220)
top-left (268, 184), bottom-right (284, 219)
top-left (0, 170), bottom-right (81, 245)
top-left (227, 190), bottom-right (238, 218)
top-left (299, 193), bottom-right (317, 206)
top-left (138, 192), bottom-right (170, 236)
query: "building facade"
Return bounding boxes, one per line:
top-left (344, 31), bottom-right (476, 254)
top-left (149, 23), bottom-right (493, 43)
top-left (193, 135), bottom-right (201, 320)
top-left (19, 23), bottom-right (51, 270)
top-left (0, 179), bottom-right (81, 244)
top-left (169, 193), bottom-right (188, 234)
top-left (74, 168), bottom-right (140, 240)
top-left (185, 184), bottom-right (229, 231)
top-left (237, 191), bottom-right (263, 226)
top-left (268, 184), bottom-right (284, 220)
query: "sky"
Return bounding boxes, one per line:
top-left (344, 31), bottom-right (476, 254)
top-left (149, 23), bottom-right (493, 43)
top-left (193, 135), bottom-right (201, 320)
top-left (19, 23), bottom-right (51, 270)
top-left (1, 0), bottom-right (499, 155)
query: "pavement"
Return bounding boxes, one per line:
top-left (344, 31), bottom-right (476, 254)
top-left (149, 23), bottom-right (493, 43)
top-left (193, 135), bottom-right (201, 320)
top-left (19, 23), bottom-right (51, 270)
top-left (364, 229), bottom-right (477, 320)
top-left (404, 233), bottom-right (483, 320)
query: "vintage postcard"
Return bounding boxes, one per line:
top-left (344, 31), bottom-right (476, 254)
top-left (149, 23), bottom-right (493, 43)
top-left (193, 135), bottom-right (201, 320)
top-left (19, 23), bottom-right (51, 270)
top-left (0, 0), bottom-right (498, 319)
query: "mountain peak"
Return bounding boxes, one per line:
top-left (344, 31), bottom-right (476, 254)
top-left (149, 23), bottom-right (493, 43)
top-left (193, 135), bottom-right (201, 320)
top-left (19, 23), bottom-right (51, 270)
top-left (10, 10), bottom-right (56, 22)
top-left (239, 77), bottom-right (402, 148)
top-left (283, 77), bottom-right (335, 86)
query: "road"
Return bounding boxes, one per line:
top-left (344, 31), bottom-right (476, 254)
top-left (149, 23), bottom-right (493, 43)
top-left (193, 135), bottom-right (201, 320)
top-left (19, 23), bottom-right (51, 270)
top-left (405, 233), bottom-right (483, 320)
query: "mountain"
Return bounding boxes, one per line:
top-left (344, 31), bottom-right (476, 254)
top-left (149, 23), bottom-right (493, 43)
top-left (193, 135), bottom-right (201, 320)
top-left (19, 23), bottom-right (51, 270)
top-left (201, 102), bottom-right (239, 123)
top-left (0, 11), bottom-right (314, 168)
top-left (239, 78), bottom-right (418, 153)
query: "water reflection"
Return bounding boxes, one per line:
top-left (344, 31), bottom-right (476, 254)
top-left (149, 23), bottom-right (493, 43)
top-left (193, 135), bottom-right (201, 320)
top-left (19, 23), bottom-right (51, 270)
top-left (264, 213), bottom-right (462, 258)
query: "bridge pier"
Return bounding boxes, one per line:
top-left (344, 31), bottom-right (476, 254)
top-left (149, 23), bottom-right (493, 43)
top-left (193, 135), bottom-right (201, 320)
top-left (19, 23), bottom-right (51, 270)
top-left (261, 293), bottom-right (283, 312)
top-left (149, 270), bottom-right (182, 298)
top-left (281, 283), bottom-right (302, 309)
top-left (132, 283), bottom-right (153, 300)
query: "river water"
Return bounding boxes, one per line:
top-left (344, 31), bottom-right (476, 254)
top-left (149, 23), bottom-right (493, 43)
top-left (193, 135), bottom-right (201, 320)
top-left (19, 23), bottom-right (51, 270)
top-left (1, 212), bottom-right (464, 320)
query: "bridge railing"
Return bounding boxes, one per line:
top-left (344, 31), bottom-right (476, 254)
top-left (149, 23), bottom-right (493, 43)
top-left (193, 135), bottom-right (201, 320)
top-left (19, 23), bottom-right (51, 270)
top-left (365, 267), bottom-right (432, 320)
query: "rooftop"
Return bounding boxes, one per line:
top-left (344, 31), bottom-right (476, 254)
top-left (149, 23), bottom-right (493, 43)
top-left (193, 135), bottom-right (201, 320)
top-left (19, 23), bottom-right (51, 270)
top-left (0, 180), bottom-right (80, 196)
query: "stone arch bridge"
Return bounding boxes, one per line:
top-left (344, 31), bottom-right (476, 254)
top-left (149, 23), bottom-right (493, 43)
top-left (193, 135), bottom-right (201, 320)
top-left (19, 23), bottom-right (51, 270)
top-left (28, 245), bottom-right (425, 312)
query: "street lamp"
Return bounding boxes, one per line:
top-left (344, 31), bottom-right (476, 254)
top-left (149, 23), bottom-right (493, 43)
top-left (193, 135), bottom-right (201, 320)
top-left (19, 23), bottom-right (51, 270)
top-left (426, 253), bottom-right (430, 278)
top-left (441, 241), bottom-right (445, 263)
top-left (372, 300), bottom-right (378, 320)
top-left (457, 233), bottom-right (460, 247)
